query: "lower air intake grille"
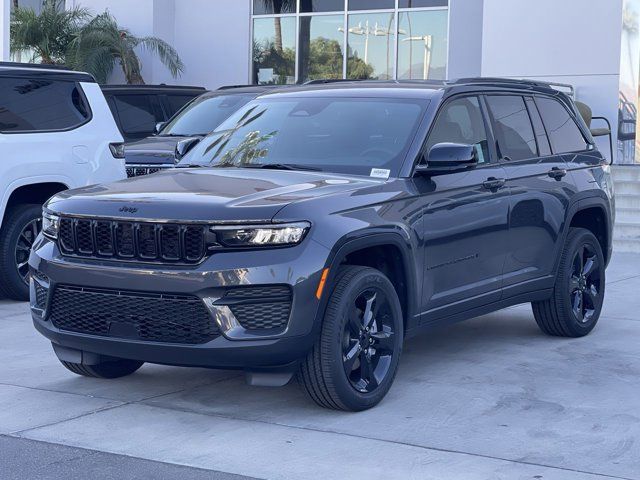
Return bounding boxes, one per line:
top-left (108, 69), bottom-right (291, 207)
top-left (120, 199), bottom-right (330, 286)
top-left (49, 286), bottom-right (219, 344)
top-left (224, 286), bottom-right (292, 331)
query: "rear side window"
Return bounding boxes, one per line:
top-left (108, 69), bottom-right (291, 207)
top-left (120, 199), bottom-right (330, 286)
top-left (165, 94), bottom-right (198, 116)
top-left (525, 97), bottom-right (551, 156)
top-left (535, 96), bottom-right (588, 153)
top-left (0, 77), bottom-right (90, 133)
top-left (486, 95), bottom-right (537, 161)
top-left (112, 94), bottom-right (163, 135)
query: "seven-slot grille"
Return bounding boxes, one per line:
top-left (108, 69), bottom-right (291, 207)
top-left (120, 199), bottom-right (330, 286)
top-left (58, 217), bottom-right (206, 263)
top-left (126, 165), bottom-right (169, 177)
top-left (49, 285), bottom-right (219, 344)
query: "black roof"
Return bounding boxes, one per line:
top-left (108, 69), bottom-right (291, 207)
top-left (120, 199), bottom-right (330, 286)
top-left (0, 62), bottom-right (95, 83)
top-left (100, 84), bottom-right (206, 93)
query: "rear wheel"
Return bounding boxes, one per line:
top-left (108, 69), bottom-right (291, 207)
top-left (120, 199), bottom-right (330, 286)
top-left (532, 227), bottom-right (605, 337)
top-left (299, 266), bottom-right (403, 411)
top-left (0, 204), bottom-right (42, 300)
top-left (59, 358), bottom-right (144, 379)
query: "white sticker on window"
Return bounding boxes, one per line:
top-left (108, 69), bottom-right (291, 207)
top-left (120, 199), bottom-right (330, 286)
top-left (370, 168), bottom-right (390, 179)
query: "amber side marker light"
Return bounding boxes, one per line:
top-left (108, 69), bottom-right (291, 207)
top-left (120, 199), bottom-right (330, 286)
top-left (316, 268), bottom-right (330, 299)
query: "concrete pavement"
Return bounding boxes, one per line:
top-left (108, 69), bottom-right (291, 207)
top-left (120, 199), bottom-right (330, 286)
top-left (1, 252), bottom-right (639, 479)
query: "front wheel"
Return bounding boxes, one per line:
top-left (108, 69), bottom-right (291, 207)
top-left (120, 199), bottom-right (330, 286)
top-left (532, 227), bottom-right (605, 337)
top-left (299, 266), bottom-right (403, 411)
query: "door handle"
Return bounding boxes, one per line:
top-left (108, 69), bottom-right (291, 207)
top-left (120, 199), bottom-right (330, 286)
top-left (548, 167), bottom-right (567, 180)
top-left (482, 177), bottom-right (506, 190)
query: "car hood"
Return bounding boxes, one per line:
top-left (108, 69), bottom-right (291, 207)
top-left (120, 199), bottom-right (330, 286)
top-left (125, 136), bottom-right (199, 165)
top-left (46, 168), bottom-right (380, 222)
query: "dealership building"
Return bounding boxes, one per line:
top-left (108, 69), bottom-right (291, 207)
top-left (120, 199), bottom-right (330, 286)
top-left (1, 0), bottom-right (639, 250)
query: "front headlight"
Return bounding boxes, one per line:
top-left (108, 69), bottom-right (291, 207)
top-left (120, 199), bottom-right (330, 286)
top-left (215, 222), bottom-right (310, 248)
top-left (42, 211), bottom-right (60, 239)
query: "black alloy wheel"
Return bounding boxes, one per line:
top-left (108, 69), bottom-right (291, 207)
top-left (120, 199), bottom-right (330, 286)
top-left (342, 288), bottom-right (397, 393)
top-left (568, 242), bottom-right (601, 324)
top-left (15, 217), bottom-right (41, 286)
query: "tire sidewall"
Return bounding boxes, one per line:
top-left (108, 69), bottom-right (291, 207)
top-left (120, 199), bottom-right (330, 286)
top-left (324, 268), bottom-right (404, 410)
top-left (557, 229), bottom-right (606, 336)
top-left (0, 204), bottom-right (42, 300)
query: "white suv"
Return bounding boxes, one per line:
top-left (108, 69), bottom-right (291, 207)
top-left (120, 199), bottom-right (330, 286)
top-left (0, 63), bottom-right (126, 300)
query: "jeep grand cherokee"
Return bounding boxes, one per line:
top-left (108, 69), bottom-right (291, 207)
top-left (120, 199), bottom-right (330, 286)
top-left (29, 79), bottom-right (614, 411)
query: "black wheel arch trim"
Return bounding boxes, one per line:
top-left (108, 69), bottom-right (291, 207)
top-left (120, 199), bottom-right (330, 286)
top-left (557, 191), bottom-right (613, 271)
top-left (314, 230), bottom-right (420, 334)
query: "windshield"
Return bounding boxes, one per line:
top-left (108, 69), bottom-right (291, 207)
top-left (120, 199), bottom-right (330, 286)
top-left (160, 94), bottom-right (256, 136)
top-left (179, 96), bottom-right (428, 176)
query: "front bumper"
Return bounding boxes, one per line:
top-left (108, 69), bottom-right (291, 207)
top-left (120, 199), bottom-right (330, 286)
top-left (29, 235), bottom-right (330, 369)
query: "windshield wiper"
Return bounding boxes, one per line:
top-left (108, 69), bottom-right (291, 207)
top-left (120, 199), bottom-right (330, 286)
top-left (175, 163), bottom-right (204, 169)
top-left (239, 163), bottom-right (322, 172)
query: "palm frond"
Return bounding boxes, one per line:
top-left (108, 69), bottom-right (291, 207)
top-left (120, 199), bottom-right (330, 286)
top-left (137, 36), bottom-right (184, 78)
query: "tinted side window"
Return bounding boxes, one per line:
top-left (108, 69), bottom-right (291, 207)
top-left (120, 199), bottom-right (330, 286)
top-left (525, 97), bottom-right (551, 156)
top-left (535, 96), bottom-right (588, 153)
top-left (165, 94), bottom-right (198, 116)
top-left (426, 96), bottom-right (490, 164)
top-left (0, 77), bottom-right (90, 133)
top-left (486, 95), bottom-right (537, 161)
top-left (112, 94), bottom-right (162, 135)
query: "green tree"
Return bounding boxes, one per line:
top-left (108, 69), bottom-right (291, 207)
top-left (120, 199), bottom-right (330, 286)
top-left (67, 12), bottom-right (184, 84)
top-left (10, 3), bottom-right (89, 64)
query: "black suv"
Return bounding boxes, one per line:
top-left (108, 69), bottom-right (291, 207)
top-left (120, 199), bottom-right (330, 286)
top-left (30, 79), bottom-right (615, 411)
top-left (101, 84), bottom-right (206, 142)
top-left (124, 86), bottom-right (272, 177)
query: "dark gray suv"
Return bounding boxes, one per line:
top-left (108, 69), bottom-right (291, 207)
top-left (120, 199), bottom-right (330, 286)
top-left (30, 79), bottom-right (614, 411)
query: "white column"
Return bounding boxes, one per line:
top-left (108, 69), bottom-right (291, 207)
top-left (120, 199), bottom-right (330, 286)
top-left (0, 0), bottom-right (9, 61)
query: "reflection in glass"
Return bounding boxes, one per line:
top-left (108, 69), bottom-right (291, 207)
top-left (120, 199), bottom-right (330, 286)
top-left (252, 0), bottom-right (296, 15)
top-left (299, 15), bottom-right (345, 82)
top-left (299, 0), bottom-right (345, 13)
top-left (346, 13), bottom-right (395, 80)
top-left (398, 0), bottom-right (448, 7)
top-left (348, 0), bottom-right (395, 10)
top-left (253, 17), bottom-right (296, 85)
top-left (397, 10), bottom-right (448, 80)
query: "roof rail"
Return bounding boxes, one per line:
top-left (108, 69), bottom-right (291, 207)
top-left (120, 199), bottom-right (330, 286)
top-left (217, 84), bottom-right (260, 90)
top-left (0, 61), bottom-right (72, 71)
top-left (451, 77), bottom-right (575, 97)
top-left (302, 78), bottom-right (362, 85)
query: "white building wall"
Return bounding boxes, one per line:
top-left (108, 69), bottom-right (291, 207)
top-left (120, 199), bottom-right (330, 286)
top-left (171, 0), bottom-right (250, 89)
top-left (480, 0), bottom-right (624, 162)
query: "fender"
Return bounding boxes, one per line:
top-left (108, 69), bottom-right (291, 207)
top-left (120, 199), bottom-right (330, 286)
top-left (553, 191), bottom-right (613, 274)
top-left (0, 175), bottom-right (73, 227)
top-left (313, 230), bottom-right (421, 333)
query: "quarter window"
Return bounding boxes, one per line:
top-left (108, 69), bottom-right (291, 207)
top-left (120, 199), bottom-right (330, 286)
top-left (535, 96), bottom-right (588, 153)
top-left (525, 97), bottom-right (551, 156)
top-left (486, 95), bottom-right (537, 161)
top-left (0, 77), bottom-right (90, 133)
top-left (426, 96), bottom-right (490, 164)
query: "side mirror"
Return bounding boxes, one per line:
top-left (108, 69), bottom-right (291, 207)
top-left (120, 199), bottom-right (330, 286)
top-left (154, 122), bottom-right (166, 135)
top-left (175, 137), bottom-right (201, 161)
top-left (415, 142), bottom-right (478, 176)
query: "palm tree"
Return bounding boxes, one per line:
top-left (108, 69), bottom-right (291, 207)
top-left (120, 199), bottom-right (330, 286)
top-left (67, 12), bottom-right (183, 84)
top-left (10, 3), bottom-right (90, 64)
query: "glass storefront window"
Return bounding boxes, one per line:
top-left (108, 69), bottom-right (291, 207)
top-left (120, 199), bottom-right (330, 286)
top-left (346, 13), bottom-right (395, 80)
top-left (252, 0), bottom-right (296, 15)
top-left (397, 10), bottom-right (448, 80)
top-left (398, 0), bottom-right (448, 8)
top-left (348, 0), bottom-right (395, 10)
top-left (299, 0), bottom-right (345, 13)
top-left (299, 15), bottom-right (345, 82)
top-left (252, 17), bottom-right (296, 85)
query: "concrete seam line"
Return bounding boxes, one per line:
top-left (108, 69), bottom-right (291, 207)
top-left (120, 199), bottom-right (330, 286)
top-left (133, 402), bottom-right (636, 480)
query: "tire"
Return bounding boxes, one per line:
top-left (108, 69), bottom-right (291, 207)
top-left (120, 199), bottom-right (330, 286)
top-left (0, 204), bottom-right (42, 301)
top-left (299, 266), bottom-right (404, 411)
top-left (59, 358), bottom-right (144, 379)
top-left (532, 227), bottom-right (605, 337)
